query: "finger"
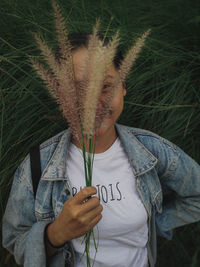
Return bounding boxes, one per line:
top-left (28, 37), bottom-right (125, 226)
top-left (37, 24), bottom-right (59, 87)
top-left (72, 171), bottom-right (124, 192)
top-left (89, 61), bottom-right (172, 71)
top-left (83, 204), bottom-right (103, 223)
top-left (73, 186), bottom-right (97, 204)
top-left (88, 214), bottom-right (102, 229)
top-left (81, 197), bottom-right (101, 213)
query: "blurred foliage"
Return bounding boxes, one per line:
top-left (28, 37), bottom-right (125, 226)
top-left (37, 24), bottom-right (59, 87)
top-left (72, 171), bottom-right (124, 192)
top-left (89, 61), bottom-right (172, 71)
top-left (0, 0), bottom-right (200, 266)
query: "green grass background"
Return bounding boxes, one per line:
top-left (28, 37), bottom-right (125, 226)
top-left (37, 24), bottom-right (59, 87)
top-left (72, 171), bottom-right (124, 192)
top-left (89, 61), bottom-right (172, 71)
top-left (0, 0), bottom-right (200, 266)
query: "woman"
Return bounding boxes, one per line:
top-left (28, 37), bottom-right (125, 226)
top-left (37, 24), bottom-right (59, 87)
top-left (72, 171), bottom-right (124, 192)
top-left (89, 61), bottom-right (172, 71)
top-left (2, 33), bottom-right (200, 267)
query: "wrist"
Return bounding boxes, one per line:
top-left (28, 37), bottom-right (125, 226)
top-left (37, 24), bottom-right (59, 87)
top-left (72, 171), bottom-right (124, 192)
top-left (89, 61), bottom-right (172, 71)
top-left (45, 222), bottom-right (66, 248)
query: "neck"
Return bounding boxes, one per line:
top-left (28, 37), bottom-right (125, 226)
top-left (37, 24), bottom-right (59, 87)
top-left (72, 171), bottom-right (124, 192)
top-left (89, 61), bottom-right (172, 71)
top-left (72, 125), bottom-right (118, 153)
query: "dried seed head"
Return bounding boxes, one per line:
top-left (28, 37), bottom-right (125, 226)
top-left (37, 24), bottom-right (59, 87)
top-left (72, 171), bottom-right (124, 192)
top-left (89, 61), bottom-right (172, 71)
top-left (119, 29), bottom-right (151, 82)
top-left (31, 1), bottom-right (150, 141)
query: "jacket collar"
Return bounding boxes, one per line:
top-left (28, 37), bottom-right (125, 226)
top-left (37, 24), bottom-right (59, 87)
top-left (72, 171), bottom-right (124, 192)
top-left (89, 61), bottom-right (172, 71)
top-left (115, 124), bottom-right (158, 177)
top-left (41, 128), bottom-right (72, 181)
top-left (41, 124), bottom-right (158, 181)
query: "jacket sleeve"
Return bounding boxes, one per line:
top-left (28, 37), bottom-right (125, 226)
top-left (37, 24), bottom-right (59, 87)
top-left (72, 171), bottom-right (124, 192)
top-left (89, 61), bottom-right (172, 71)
top-left (2, 155), bottom-right (53, 267)
top-left (155, 143), bottom-right (200, 240)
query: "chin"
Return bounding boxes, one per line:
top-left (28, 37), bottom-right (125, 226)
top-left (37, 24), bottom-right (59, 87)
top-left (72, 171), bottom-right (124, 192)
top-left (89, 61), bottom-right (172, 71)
top-left (94, 109), bottom-right (118, 137)
top-left (96, 119), bottom-right (115, 137)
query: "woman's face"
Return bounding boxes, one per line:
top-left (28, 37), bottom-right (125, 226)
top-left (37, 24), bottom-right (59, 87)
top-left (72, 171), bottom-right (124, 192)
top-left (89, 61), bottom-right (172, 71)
top-left (73, 47), bottom-right (126, 139)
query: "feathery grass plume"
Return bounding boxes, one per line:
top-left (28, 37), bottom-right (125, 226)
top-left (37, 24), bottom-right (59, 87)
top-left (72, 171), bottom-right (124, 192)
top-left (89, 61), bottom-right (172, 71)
top-left (30, 58), bottom-right (79, 135)
top-left (33, 33), bottom-right (60, 77)
top-left (79, 19), bottom-right (101, 112)
top-left (94, 31), bottom-right (120, 127)
top-left (33, 33), bottom-right (74, 99)
top-left (33, 33), bottom-right (73, 95)
top-left (119, 29), bottom-right (151, 82)
top-left (52, 0), bottom-right (83, 138)
top-left (52, 0), bottom-right (75, 90)
top-left (52, 0), bottom-right (72, 60)
top-left (33, 24), bottom-right (79, 137)
top-left (82, 23), bottom-right (120, 137)
top-left (82, 21), bottom-right (106, 136)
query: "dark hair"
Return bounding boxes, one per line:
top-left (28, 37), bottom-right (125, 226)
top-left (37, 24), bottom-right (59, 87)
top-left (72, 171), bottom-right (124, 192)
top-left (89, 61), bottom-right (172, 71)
top-left (59, 32), bottom-right (124, 69)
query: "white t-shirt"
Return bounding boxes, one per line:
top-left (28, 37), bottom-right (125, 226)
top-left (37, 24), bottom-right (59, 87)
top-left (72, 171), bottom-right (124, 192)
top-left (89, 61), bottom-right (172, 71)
top-left (66, 138), bottom-right (149, 267)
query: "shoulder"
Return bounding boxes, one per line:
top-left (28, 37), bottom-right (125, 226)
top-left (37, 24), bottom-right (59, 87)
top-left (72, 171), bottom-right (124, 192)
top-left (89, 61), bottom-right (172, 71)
top-left (38, 129), bottom-right (69, 170)
top-left (116, 123), bottom-right (177, 151)
top-left (15, 129), bottom-right (69, 189)
top-left (39, 129), bottom-right (67, 150)
top-left (116, 124), bottom-right (179, 177)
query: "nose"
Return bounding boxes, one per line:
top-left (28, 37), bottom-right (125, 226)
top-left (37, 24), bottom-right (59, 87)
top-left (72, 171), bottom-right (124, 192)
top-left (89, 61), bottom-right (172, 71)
top-left (97, 99), bottom-right (103, 112)
top-left (97, 94), bottom-right (108, 110)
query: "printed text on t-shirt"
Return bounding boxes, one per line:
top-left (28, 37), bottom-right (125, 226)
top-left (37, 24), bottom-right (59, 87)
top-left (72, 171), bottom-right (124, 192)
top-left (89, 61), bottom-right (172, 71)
top-left (72, 182), bottom-right (123, 203)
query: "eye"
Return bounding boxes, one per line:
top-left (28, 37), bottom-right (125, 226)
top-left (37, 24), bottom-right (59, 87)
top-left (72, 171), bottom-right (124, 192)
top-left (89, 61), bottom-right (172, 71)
top-left (103, 84), bottom-right (110, 89)
top-left (102, 83), bottom-right (112, 93)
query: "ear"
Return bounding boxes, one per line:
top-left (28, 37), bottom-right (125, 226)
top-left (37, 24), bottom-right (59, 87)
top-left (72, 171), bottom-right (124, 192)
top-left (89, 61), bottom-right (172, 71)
top-left (123, 85), bottom-right (126, 96)
top-left (122, 81), bottom-right (126, 96)
top-left (123, 89), bottom-right (126, 97)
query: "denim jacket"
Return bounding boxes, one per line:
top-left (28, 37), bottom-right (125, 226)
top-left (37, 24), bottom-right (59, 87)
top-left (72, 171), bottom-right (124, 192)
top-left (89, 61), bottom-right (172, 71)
top-left (2, 124), bottom-right (200, 267)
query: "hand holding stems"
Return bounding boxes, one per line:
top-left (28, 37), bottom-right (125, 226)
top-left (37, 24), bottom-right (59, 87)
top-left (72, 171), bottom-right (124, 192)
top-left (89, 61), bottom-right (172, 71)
top-left (46, 186), bottom-right (103, 248)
